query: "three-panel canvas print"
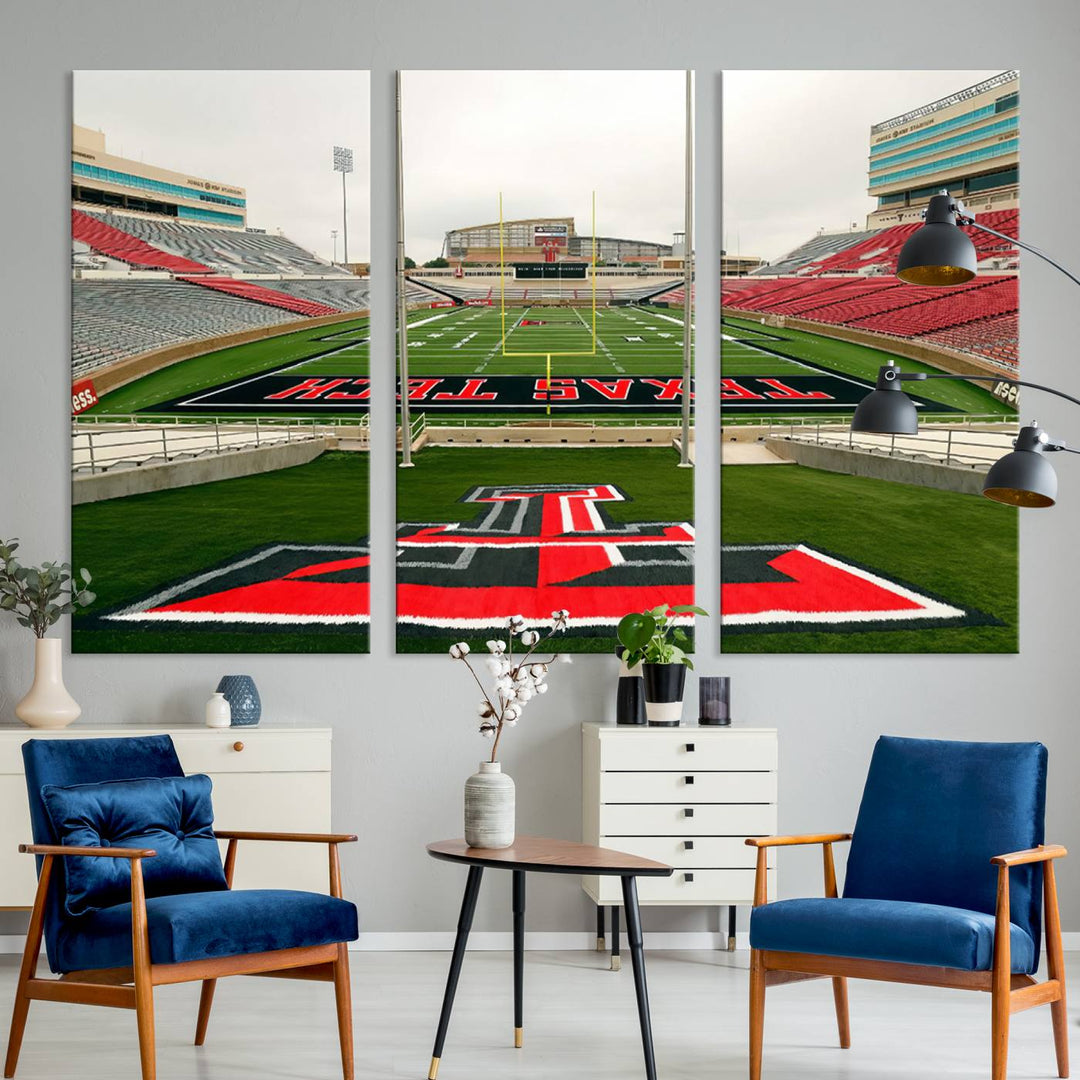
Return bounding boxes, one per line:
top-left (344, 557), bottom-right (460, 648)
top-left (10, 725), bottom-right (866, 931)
top-left (69, 68), bottom-right (1020, 656)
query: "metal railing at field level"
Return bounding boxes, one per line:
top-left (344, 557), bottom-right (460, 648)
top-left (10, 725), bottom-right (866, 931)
top-left (72, 414), bottom-right (369, 475)
top-left (755, 418), bottom-right (1020, 469)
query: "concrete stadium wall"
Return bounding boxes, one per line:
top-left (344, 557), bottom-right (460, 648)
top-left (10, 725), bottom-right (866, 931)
top-left (425, 425), bottom-right (680, 447)
top-left (723, 306), bottom-right (1010, 379)
top-left (72, 438), bottom-right (329, 504)
top-left (89, 308), bottom-right (370, 398)
top-left (764, 436), bottom-right (987, 496)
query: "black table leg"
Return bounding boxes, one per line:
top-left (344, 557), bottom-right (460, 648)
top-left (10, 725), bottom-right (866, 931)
top-left (610, 903), bottom-right (621, 971)
top-left (621, 875), bottom-right (658, 1080)
top-left (728, 904), bottom-right (737, 952)
top-left (429, 865), bottom-right (484, 1080)
top-left (596, 903), bottom-right (606, 952)
top-left (513, 869), bottom-right (525, 1049)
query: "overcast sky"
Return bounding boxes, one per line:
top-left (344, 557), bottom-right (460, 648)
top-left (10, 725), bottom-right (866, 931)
top-left (402, 70), bottom-right (690, 262)
top-left (723, 70), bottom-right (1003, 263)
top-left (74, 71), bottom-right (370, 262)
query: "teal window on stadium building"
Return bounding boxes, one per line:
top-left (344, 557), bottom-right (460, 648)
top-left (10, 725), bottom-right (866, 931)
top-left (71, 162), bottom-right (246, 209)
top-left (177, 205), bottom-right (245, 226)
top-left (870, 116), bottom-right (1018, 171)
top-left (869, 95), bottom-right (1018, 158)
top-left (869, 139), bottom-right (1019, 188)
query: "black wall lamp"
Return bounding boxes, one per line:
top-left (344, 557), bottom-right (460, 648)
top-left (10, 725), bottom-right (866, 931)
top-left (851, 192), bottom-right (1080, 507)
top-left (851, 362), bottom-right (1080, 507)
top-left (896, 191), bottom-right (1080, 289)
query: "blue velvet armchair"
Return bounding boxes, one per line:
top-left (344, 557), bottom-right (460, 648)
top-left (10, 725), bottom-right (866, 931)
top-left (4, 735), bottom-right (359, 1080)
top-left (747, 736), bottom-right (1068, 1080)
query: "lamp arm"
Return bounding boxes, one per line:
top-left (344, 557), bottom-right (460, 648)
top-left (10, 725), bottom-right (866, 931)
top-left (895, 369), bottom-right (1080, 412)
top-left (960, 218), bottom-right (1080, 290)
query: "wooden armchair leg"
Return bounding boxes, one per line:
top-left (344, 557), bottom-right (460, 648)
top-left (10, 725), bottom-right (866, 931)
top-left (131, 860), bottom-right (156, 1080)
top-left (749, 949), bottom-right (766, 1080)
top-left (333, 943), bottom-right (354, 1080)
top-left (194, 979), bottom-right (217, 1046)
top-left (831, 977), bottom-right (851, 1049)
top-left (1044, 861), bottom-right (1069, 1079)
top-left (4, 856), bottom-right (52, 1079)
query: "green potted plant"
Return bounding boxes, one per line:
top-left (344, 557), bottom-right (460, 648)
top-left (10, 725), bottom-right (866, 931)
top-left (617, 603), bottom-right (708, 726)
top-left (0, 538), bottom-right (95, 728)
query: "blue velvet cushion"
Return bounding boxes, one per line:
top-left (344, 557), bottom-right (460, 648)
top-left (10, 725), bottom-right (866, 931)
top-left (53, 889), bottom-right (359, 972)
top-left (750, 897), bottom-right (1036, 973)
top-left (41, 774), bottom-right (227, 917)
top-left (843, 736), bottom-right (1047, 956)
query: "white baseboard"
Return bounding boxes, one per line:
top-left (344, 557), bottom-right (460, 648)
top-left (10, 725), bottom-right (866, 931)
top-left (4, 931), bottom-right (1079, 954)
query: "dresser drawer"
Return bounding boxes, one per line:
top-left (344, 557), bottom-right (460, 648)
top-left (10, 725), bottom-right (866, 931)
top-left (173, 730), bottom-right (331, 774)
top-left (601, 836), bottom-right (773, 870)
top-left (590, 868), bottom-right (775, 906)
top-left (599, 731), bottom-right (776, 772)
top-left (601, 770), bottom-right (776, 804)
top-left (600, 802), bottom-right (775, 837)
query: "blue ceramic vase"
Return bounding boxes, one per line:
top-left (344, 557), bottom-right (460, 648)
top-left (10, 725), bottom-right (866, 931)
top-left (216, 675), bottom-right (261, 727)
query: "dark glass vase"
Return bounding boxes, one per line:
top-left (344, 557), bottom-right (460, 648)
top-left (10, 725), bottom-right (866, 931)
top-left (615, 647), bottom-right (646, 725)
top-left (216, 675), bottom-right (261, 727)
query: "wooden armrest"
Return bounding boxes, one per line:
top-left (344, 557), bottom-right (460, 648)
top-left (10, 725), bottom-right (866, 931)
top-left (746, 833), bottom-right (852, 849)
top-left (19, 843), bottom-right (156, 859)
top-left (213, 830), bottom-right (358, 844)
top-left (991, 844), bottom-right (1067, 867)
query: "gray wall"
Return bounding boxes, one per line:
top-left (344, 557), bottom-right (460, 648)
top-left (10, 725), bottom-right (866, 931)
top-left (2, 1), bottom-right (1079, 939)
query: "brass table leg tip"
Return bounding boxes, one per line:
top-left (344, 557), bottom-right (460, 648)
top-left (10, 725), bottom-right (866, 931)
top-left (514, 1027), bottom-right (523, 1049)
top-left (428, 1057), bottom-right (440, 1079)
top-left (610, 956), bottom-right (622, 972)
top-left (595, 937), bottom-right (605, 951)
top-left (727, 936), bottom-right (737, 952)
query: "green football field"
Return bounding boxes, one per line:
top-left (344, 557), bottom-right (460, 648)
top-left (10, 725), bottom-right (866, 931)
top-left (404, 302), bottom-right (689, 376)
top-left (72, 452), bottom-right (369, 653)
top-left (86, 316), bottom-right (370, 416)
top-left (720, 463), bottom-right (1018, 653)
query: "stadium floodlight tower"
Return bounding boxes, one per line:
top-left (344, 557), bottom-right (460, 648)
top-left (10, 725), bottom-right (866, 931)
top-left (333, 145), bottom-right (353, 266)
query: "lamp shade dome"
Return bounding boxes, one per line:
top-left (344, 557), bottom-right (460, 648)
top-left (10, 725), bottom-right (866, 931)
top-left (851, 387), bottom-right (919, 435)
top-left (983, 449), bottom-right (1058, 507)
top-left (897, 223), bottom-right (978, 285)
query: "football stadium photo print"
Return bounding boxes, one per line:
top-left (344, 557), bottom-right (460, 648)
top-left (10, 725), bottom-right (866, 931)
top-left (70, 71), bottom-right (371, 653)
top-left (721, 70), bottom-right (1019, 653)
top-left (396, 70), bottom-right (695, 653)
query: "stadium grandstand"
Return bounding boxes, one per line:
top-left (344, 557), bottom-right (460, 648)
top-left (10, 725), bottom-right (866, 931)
top-left (443, 216), bottom-right (675, 265)
top-left (733, 72), bottom-right (1020, 371)
top-left (71, 126), bottom-right (370, 376)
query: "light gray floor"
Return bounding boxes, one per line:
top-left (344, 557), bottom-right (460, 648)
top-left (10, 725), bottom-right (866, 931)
top-left (0, 950), bottom-right (1075, 1079)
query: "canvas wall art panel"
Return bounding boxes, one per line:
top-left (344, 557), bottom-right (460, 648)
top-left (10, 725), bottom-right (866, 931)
top-left (396, 70), bottom-right (696, 654)
top-left (720, 70), bottom-right (1019, 653)
top-left (71, 70), bottom-right (371, 653)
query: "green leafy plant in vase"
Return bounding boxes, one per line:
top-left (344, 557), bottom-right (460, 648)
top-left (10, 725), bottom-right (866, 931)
top-left (0, 538), bottom-right (95, 728)
top-left (617, 603), bottom-right (708, 726)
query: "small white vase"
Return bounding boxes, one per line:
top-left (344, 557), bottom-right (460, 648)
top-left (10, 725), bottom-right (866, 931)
top-left (464, 761), bottom-right (515, 849)
top-left (15, 638), bottom-right (81, 729)
top-left (205, 692), bottom-right (231, 728)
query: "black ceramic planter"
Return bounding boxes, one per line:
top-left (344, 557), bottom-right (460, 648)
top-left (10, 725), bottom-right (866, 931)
top-left (615, 647), bottom-right (646, 725)
top-left (642, 662), bottom-right (686, 726)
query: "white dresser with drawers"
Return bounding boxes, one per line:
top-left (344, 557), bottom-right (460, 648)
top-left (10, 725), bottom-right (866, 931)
top-left (0, 725), bottom-right (333, 908)
top-left (582, 722), bottom-right (777, 961)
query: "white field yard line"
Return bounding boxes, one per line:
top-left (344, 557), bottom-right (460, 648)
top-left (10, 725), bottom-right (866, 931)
top-left (478, 307), bottom-right (524, 372)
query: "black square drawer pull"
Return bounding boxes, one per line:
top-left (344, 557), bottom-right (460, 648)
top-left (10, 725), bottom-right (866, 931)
top-left (684, 775), bottom-right (695, 785)
top-left (684, 873), bottom-right (695, 883)
top-left (685, 743), bottom-right (695, 752)
top-left (684, 840), bottom-right (694, 851)
top-left (684, 808), bottom-right (694, 818)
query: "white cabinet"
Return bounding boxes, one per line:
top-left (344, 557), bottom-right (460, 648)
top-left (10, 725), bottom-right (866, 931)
top-left (0, 726), bottom-right (333, 907)
top-left (582, 723), bottom-right (778, 950)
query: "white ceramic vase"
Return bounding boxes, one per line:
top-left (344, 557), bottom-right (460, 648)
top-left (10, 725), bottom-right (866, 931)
top-left (464, 761), bottom-right (515, 849)
top-left (205, 692), bottom-right (231, 728)
top-left (15, 638), bottom-right (81, 729)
